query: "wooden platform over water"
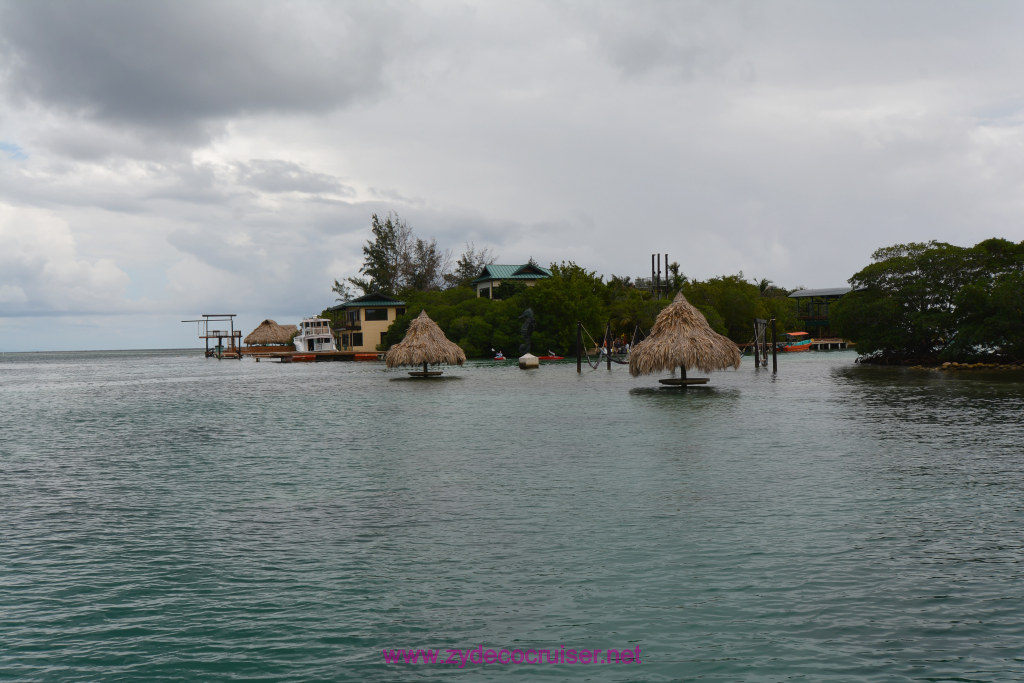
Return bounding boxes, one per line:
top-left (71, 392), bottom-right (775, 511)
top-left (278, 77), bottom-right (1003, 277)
top-left (807, 338), bottom-right (850, 351)
top-left (249, 351), bottom-right (382, 363)
top-left (744, 338), bottom-right (853, 354)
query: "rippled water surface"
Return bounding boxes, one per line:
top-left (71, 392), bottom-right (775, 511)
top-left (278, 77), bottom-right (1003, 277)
top-left (2, 349), bottom-right (1024, 681)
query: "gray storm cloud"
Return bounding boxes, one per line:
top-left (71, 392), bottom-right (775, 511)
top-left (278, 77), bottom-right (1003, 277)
top-left (0, 1), bottom-right (399, 138)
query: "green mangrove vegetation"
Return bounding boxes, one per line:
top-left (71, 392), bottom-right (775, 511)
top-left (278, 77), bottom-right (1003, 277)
top-left (326, 213), bottom-right (803, 358)
top-left (329, 216), bottom-right (1024, 362)
top-left (832, 238), bottom-right (1024, 365)
top-left (377, 268), bottom-right (800, 358)
top-left (328, 265), bottom-right (797, 358)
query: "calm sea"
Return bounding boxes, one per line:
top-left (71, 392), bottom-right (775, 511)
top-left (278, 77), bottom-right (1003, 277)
top-left (2, 349), bottom-right (1023, 682)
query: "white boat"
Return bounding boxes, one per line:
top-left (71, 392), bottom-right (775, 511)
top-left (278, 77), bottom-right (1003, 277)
top-left (294, 317), bottom-right (338, 352)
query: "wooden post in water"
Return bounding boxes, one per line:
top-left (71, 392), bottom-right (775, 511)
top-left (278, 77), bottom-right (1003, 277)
top-left (771, 317), bottom-right (778, 374)
top-left (576, 321), bottom-right (582, 373)
top-left (753, 318), bottom-right (766, 368)
top-left (231, 318), bottom-right (240, 360)
top-left (605, 322), bottom-right (612, 370)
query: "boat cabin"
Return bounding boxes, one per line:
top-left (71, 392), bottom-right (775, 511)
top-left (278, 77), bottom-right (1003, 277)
top-left (294, 317), bottom-right (338, 352)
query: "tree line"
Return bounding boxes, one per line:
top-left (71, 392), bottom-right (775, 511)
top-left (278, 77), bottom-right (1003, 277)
top-left (327, 213), bottom-right (801, 357)
top-left (832, 238), bottom-right (1024, 364)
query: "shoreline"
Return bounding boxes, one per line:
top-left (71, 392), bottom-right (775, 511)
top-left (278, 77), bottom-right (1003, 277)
top-left (909, 361), bottom-right (1024, 372)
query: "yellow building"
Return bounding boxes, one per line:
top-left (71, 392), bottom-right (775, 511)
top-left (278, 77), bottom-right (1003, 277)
top-left (328, 293), bottom-right (407, 353)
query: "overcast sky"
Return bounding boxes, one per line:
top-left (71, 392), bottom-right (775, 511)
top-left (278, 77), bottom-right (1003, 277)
top-left (3, 1), bottom-right (1024, 351)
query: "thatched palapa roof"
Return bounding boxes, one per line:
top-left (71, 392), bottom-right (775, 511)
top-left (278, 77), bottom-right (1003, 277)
top-left (244, 319), bottom-right (298, 346)
top-left (385, 311), bottom-right (466, 368)
top-left (629, 292), bottom-right (742, 376)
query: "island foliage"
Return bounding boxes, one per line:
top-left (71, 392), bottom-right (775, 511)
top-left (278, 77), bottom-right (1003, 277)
top-left (831, 238), bottom-right (1024, 364)
top-left (325, 213), bottom-right (799, 357)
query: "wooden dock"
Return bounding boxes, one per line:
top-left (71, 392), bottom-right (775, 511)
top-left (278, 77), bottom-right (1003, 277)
top-left (745, 338), bottom-right (852, 353)
top-left (250, 351), bottom-right (380, 363)
top-left (182, 313), bottom-right (243, 359)
top-left (807, 338), bottom-right (850, 351)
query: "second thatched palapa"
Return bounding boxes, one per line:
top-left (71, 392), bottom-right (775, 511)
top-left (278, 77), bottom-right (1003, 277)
top-left (244, 319), bottom-right (298, 346)
top-left (629, 292), bottom-right (741, 378)
top-left (385, 310), bottom-right (466, 374)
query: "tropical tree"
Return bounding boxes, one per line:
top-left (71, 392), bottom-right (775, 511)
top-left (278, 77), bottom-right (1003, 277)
top-left (759, 295), bottom-right (799, 336)
top-left (832, 241), bottom-right (965, 361)
top-left (947, 239), bottom-right (1024, 360)
top-left (832, 238), bottom-right (1024, 363)
top-left (444, 242), bottom-right (497, 289)
top-left (604, 277), bottom-right (662, 343)
top-left (402, 237), bottom-right (451, 292)
top-left (521, 261), bottom-right (607, 354)
top-left (666, 261), bottom-right (687, 291)
top-left (346, 212), bottom-right (455, 295)
top-left (331, 279), bottom-right (356, 303)
top-left (347, 212), bottom-right (413, 295)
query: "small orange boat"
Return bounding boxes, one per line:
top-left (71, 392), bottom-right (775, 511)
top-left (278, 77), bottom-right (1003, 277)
top-left (779, 332), bottom-right (812, 352)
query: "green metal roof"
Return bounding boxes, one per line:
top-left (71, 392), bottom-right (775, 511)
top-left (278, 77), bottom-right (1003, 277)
top-left (788, 287), bottom-right (852, 298)
top-left (471, 264), bottom-right (552, 284)
top-left (328, 292), bottom-right (406, 310)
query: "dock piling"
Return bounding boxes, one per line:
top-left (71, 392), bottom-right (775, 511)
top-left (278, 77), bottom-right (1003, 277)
top-left (771, 317), bottom-right (777, 373)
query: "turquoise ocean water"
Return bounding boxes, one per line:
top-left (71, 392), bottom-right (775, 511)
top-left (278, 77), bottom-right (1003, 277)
top-left (2, 349), bottom-right (1023, 681)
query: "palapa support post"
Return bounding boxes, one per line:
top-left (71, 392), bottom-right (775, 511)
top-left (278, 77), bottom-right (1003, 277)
top-left (657, 363), bottom-right (709, 387)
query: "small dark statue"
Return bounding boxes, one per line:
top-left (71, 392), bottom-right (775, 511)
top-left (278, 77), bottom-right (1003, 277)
top-left (518, 308), bottom-right (535, 355)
